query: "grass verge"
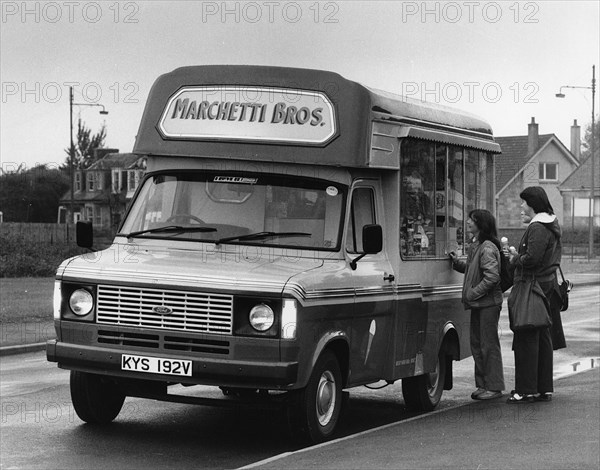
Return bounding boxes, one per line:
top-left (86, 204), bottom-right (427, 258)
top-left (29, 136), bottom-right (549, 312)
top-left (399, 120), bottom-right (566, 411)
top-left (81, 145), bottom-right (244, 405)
top-left (1, 277), bottom-right (55, 347)
top-left (0, 277), bottom-right (55, 323)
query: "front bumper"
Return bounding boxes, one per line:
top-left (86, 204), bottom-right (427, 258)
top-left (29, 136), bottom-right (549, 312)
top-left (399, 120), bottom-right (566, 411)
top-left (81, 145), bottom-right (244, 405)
top-left (46, 340), bottom-right (298, 389)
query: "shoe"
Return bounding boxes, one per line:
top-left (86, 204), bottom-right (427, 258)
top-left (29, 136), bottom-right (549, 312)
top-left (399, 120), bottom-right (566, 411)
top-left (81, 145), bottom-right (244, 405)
top-left (536, 392), bottom-right (553, 402)
top-left (475, 390), bottom-right (503, 400)
top-left (471, 388), bottom-right (486, 399)
top-left (506, 391), bottom-right (535, 404)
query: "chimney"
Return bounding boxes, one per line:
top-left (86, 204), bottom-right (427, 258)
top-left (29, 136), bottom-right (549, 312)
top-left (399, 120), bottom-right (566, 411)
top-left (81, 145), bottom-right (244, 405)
top-left (570, 119), bottom-right (581, 160)
top-left (528, 117), bottom-right (539, 156)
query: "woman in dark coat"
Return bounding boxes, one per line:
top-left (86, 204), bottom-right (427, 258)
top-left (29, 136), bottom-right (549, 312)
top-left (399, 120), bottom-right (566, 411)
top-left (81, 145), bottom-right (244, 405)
top-left (507, 186), bottom-right (566, 404)
top-left (450, 209), bottom-right (505, 400)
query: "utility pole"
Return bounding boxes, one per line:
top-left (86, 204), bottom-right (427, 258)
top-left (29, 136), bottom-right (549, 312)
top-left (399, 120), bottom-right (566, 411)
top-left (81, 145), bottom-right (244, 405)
top-left (556, 64), bottom-right (597, 258)
top-left (69, 86), bottom-right (75, 223)
top-left (68, 86), bottom-right (109, 224)
top-left (590, 65), bottom-right (596, 259)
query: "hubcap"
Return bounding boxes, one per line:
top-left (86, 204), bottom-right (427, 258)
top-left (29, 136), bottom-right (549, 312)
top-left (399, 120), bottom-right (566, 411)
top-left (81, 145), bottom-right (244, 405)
top-left (316, 370), bottom-right (336, 426)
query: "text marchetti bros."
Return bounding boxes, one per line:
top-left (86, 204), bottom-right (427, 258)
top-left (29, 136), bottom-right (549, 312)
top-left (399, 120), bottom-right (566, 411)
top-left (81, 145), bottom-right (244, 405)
top-left (169, 97), bottom-right (326, 126)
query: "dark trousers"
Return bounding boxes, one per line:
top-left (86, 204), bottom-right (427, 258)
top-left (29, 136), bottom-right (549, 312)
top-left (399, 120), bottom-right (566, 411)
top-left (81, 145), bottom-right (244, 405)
top-left (471, 305), bottom-right (505, 391)
top-left (513, 327), bottom-right (553, 394)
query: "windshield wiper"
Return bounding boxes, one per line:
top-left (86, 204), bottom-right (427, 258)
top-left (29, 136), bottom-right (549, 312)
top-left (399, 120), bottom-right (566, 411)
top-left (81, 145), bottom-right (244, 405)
top-left (123, 225), bottom-right (217, 239)
top-left (215, 231), bottom-right (311, 245)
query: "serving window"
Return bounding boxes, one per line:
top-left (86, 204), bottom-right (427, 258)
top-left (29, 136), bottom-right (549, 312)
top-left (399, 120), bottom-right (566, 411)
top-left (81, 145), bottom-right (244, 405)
top-left (400, 139), bottom-right (494, 259)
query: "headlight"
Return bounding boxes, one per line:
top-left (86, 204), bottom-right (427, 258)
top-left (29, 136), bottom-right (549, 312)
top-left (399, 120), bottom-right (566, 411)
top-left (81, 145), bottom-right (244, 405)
top-left (69, 289), bottom-right (94, 316)
top-left (249, 303), bottom-right (274, 332)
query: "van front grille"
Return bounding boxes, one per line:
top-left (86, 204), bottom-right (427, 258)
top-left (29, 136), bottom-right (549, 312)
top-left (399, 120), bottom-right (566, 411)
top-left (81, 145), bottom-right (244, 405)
top-left (96, 285), bottom-right (233, 335)
top-left (97, 330), bottom-right (230, 354)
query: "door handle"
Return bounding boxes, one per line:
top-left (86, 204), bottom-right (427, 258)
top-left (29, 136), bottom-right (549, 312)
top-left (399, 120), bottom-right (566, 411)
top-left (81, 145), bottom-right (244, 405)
top-left (383, 273), bottom-right (395, 282)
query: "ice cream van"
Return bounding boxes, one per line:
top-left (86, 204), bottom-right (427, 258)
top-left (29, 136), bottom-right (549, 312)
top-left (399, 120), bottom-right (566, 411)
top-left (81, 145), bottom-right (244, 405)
top-left (47, 65), bottom-right (501, 443)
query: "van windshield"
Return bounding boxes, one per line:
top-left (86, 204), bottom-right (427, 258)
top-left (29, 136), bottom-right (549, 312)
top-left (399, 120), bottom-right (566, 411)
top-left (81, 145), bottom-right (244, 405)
top-left (119, 171), bottom-right (347, 250)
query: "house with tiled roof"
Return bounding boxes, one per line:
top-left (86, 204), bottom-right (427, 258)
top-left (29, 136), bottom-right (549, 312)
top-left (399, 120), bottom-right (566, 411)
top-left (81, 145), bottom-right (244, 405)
top-left (494, 118), bottom-right (580, 242)
top-left (558, 152), bottom-right (600, 229)
top-left (59, 152), bottom-right (146, 230)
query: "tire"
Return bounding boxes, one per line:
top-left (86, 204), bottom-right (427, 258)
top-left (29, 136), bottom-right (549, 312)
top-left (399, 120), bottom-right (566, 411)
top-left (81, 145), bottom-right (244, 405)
top-left (287, 350), bottom-right (343, 444)
top-left (402, 350), bottom-right (446, 411)
top-left (70, 371), bottom-right (126, 424)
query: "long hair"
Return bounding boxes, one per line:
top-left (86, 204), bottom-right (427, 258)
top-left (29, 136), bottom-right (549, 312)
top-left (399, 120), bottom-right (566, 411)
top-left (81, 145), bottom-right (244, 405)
top-left (519, 186), bottom-right (554, 215)
top-left (469, 209), bottom-right (501, 251)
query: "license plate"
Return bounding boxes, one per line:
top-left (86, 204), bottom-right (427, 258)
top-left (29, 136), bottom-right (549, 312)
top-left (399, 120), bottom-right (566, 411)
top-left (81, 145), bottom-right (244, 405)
top-left (121, 354), bottom-right (192, 376)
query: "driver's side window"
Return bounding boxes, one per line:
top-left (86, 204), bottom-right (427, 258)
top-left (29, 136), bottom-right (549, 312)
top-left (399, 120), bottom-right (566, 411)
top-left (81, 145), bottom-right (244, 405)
top-left (345, 187), bottom-right (375, 253)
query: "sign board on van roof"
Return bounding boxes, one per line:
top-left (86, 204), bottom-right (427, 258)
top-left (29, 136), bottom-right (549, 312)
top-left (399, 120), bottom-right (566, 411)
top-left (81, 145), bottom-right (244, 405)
top-left (158, 86), bottom-right (336, 145)
top-left (134, 66), bottom-right (500, 167)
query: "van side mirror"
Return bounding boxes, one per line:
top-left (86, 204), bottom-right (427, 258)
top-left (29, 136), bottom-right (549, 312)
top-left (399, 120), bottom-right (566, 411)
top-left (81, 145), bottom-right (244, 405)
top-left (362, 224), bottom-right (383, 254)
top-left (350, 224), bottom-right (382, 270)
top-left (76, 221), bottom-right (94, 249)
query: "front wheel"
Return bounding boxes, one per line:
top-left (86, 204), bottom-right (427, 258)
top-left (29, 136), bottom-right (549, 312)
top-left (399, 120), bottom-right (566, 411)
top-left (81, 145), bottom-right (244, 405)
top-left (402, 350), bottom-right (446, 411)
top-left (287, 350), bottom-right (343, 444)
top-left (70, 371), bottom-right (126, 424)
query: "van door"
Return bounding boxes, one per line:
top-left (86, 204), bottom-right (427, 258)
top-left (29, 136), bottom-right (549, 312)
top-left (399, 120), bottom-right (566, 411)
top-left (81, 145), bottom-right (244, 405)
top-left (346, 180), bottom-right (396, 385)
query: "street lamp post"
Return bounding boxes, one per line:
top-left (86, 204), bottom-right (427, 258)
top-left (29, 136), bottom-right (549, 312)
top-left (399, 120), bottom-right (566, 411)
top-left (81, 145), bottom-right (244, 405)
top-left (69, 86), bottom-right (109, 223)
top-left (556, 65), bottom-right (596, 259)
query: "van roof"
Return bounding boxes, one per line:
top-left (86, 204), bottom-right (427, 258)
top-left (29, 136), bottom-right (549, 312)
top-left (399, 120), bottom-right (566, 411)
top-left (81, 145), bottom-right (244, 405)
top-left (133, 65), bottom-right (500, 167)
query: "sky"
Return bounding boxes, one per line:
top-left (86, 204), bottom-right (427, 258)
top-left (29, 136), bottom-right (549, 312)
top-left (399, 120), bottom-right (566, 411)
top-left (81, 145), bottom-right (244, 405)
top-left (1, 0), bottom-right (599, 172)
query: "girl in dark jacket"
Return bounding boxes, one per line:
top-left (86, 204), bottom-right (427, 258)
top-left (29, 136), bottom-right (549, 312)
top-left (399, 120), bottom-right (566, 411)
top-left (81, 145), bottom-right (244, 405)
top-left (450, 209), bottom-right (505, 400)
top-left (507, 186), bottom-right (566, 404)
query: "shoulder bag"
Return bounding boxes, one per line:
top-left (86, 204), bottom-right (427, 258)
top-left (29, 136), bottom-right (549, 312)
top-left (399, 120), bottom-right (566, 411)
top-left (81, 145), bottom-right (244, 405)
top-left (558, 266), bottom-right (573, 312)
top-left (507, 276), bottom-right (551, 331)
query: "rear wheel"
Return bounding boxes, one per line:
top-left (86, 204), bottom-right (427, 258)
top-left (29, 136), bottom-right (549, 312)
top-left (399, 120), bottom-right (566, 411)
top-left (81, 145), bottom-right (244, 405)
top-left (402, 350), bottom-right (446, 411)
top-left (70, 371), bottom-right (125, 424)
top-left (287, 350), bottom-right (342, 444)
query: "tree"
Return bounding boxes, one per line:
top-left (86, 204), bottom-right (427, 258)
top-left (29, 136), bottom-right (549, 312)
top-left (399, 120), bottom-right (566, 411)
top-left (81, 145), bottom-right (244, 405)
top-left (62, 118), bottom-right (107, 170)
top-left (581, 117), bottom-right (600, 161)
top-left (0, 164), bottom-right (70, 222)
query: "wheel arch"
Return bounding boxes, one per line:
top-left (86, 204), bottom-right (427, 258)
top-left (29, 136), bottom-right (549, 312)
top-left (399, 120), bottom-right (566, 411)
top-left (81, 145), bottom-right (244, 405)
top-left (441, 323), bottom-right (460, 360)
top-left (440, 323), bottom-right (460, 391)
top-left (312, 333), bottom-right (350, 389)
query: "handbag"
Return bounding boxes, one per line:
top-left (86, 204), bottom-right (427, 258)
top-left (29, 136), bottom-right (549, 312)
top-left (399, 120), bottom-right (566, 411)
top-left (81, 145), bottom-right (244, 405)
top-left (558, 266), bottom-right (573, 312)
top-left (507, 277), bottom-right (551, 331)
top-left (500, 253), bottom-right (514, 292)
